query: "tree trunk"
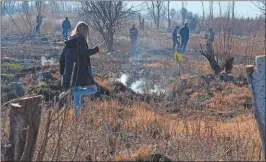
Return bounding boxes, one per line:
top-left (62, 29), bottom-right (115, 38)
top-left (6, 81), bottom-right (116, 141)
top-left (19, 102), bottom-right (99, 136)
top-left (157, 5), bottom-right (160, 29)
top-left (107, 33), bottom-right (114, 53)
top-left (139, 14), bottom-right (144, 30)
top-left (141, 18), bottom-right (144, 30)
top-left (201, 2), bottom-right (205, 30)
top-left (167, 1), bottom-right (171, 31)
top-left (139, 13), bottom-right (141, 27)
top-left (229, 1), bottom-right (235, 55)
top-left (4, 95), bottom-right (43, 161)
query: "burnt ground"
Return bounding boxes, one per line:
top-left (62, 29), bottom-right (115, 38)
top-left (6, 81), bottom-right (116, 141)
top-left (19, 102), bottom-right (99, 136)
top-left (1, 34), bottom-right (252, 119)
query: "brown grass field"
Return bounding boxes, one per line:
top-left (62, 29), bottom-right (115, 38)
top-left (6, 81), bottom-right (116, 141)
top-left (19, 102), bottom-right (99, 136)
top-left (1, 6), bottom-right (265, 161)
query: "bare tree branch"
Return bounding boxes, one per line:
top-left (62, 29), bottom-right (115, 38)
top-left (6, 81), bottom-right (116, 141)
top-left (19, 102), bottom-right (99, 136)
top-left (146, 1), bottom-right (165, 29)
top-left (251, 1), bottom-right (266, 15)
top-left (79, 1), bottom-right (137, 52)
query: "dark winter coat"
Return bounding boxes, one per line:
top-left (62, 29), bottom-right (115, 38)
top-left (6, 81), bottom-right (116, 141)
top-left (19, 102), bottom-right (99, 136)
top-left (179, 26), bottom-right (190, 41)
top-left (62, 19), bottom-right (71, 31)
top-left (60, 34), bottom-right (99, 89)
top-left (172, 29), bottom-right (178, 41)
top-left (130, 28), bottom-right (138, 40)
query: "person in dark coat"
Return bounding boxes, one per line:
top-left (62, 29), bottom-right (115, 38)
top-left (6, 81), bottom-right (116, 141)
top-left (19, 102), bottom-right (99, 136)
top-left (179, 22), bottom-right (190, 53)
top-left (60, 22), bottom-right (99, 90)
top-left (129, 24), bottom-right (139, 53)
top-left (62, 17), bottom-right (71, 39)
top-left (172, 26), bottom-right (180, 52)
top-left (36, 14), bottom-right (42, 34)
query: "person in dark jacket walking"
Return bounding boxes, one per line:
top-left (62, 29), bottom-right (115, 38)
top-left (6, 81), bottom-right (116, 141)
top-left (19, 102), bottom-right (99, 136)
top-left (60, 21), bottom-right (100, 90)
top-left (62, 17), bottom-right (71, 39)
top-left (179, 22), bottom-right (190, 53)
top-left (172, 26), bottom-right (180, 52)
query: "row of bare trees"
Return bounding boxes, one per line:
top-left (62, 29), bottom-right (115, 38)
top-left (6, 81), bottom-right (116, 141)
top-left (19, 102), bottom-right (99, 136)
top-left (146, 1), bottom-right (165, 30)
top-left (2, 1), bottom-right (264, 55)
top-left (199, 0), bottom-right (265, 74)
top-left (2, 1), bottom-right (45, 34)
top-left (1, 1), bottom-right (80, 34)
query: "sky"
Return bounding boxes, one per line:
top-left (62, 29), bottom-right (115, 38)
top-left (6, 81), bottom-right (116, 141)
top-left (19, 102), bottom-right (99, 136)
top-left (128, 1), bottom-right (263, 18)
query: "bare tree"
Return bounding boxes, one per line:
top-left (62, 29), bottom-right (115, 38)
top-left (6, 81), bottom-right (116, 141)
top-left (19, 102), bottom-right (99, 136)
top-left (170, 8), bottom-right (176, 19)
top-left (146, 1), bottom-right (165, 29)
top-left (167, 1), bottom-right (171, 31)
top-left (180, 7), bottom-right (188, 25)
top-left (2, 1), bottom-right (22, 34)
top-left (35, 1), bottom-right (45, 15)
top-left (208, 1), bottom-right (214, 27)
top-left (79, 1), bottom-right (136, 52)
top-left (182, 1), bottom-right (187, 9)
top-left (217, 1), bottom-right (223, 53)
top-left (201, 1), bottom-right (205, 31)
top-left (229, 1), bottom-right (235, 55)
top-left (49, 1), bottom-right (59, 17)
top-left (139, 13), bottom-right (144, 30)
top-left (18, 1), bottom-right (34, 33)
top-left (252, 1), bottom-right (266, 15)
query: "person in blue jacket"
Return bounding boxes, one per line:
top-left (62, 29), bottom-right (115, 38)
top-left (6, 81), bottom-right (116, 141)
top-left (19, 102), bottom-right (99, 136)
top-left (179, 22), bottom-right (190, 53)
top-left (62, 17), bottom-right (71, 39)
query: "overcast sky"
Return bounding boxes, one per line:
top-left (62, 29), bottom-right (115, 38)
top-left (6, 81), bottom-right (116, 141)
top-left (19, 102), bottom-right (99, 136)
top-left (128, 1), bottom-right (262, 18)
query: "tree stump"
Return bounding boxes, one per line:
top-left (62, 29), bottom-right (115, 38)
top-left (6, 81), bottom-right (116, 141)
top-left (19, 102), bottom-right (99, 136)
top-left (246, 55), bottom-right (266, 161)
top-left (199, 41), bottom-right (234, 74)
top-left (4, 95), bottom-right (43, 161)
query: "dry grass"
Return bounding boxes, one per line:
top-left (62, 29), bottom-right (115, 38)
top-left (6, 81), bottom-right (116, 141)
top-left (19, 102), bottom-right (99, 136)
top-left (10, 97), bottom-right (257, 161)
top-left (1, 8), bottom-right (265, 162)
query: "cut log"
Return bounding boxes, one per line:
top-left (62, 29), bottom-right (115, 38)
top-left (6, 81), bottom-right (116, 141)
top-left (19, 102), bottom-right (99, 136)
top-left (4, 95), bottom-right (43, 161)
top-left (246, 55), bottom-right (266, 161)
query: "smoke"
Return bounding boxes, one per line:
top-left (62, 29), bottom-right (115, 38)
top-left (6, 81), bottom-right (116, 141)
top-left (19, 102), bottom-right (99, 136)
top-left (115, 73), bottom-right (166, 95)
top-left (119, 73), bottom-right (128, 85)
top-left (41, 56), bottom-right (56, 66)
top-left (130, 79), bottom-right (145, 93)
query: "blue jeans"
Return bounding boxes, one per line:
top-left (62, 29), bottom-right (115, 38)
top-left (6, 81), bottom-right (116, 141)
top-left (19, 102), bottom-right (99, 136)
top-left (73, 85), bottom-right (97, 117)
top-left (180, 38), bottom-right (188, 53)
top-left (62, 30), bottom-right (68, 39)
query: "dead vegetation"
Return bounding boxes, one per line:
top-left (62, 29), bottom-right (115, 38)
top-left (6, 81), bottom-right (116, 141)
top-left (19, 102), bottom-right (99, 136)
top-left (1, 1), bottom-right (265, 161)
